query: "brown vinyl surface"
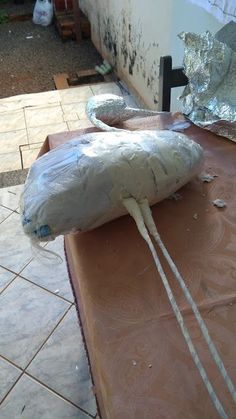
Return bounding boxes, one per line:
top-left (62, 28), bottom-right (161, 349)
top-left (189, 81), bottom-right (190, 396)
top-left (47, 115), bottom-right (236, 419)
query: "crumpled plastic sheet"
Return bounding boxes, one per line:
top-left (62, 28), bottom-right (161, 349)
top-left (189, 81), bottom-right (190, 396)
top-left (179, 31), bottom-right (236, 141)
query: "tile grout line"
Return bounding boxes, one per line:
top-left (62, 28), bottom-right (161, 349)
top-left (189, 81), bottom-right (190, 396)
top-left (0, 370), bottom-right (24, 408)
top-left (0, 306), bottom-right (73, 407)
top-left (18, 273), bottom-right (74, 304)
top-left (0, 304), bottom-right (96, 418)
top-left (23, 304), bottom-right (73, 371)
top-left (22, 108), bottom-right (31, 170)
top-left (60, 101), bottom-right (67, 125)
top-left (23, 107), bottom-right (30, 146)
top-left (24, 372), bottom-right (96, 418)
top-left (0, 276), bottom-right (18, 296)
top-left (0, 233), bottom-right (74, 302)
top-left (0, 204), bottom-right (19, 213)
top-left (0, 367), bottom-right (95, 418)
top-left (0, 209), bottom-right (14, 225)
top-left (0, 268), bottom-right (74, 304)
top-left (0, 354), bottom-right (23, 371)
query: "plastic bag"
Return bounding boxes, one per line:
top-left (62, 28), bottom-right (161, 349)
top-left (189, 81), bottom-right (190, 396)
top-left (21, 130), bottom-right (203, 242)
top-left (33, 0), bottom-right (53, 27)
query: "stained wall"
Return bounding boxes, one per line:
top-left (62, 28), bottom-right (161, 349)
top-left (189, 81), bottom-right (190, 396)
top-left (80, 0), bottom-right (221, 110)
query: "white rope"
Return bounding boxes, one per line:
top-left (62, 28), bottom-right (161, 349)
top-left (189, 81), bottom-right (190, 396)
top-left (123, 197), bottom-right (228, 419)
top-left (139, 199), bottom-right (236, 404)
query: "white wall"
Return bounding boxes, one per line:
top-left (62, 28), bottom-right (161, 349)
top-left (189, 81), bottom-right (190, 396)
top-left (80, 0), bottom-right (222, 110)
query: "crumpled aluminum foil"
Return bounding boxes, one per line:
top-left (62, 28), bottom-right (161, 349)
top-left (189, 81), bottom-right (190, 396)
top-left (179, 31), bottom-right (236, 141)
top-left (86, 94), bottom-right (190, 132)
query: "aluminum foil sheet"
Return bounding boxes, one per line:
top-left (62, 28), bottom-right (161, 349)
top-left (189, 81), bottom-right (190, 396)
top-left (179, 30), bottom-right (236, 141)
top-left (85, 94), bottom-right (161, 132)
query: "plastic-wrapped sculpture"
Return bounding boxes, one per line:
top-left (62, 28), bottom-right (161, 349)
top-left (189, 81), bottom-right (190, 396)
top-left (21, 94), bottom-right (235, 418)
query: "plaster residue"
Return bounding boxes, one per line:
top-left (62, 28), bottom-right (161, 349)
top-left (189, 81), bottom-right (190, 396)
top-left (212, 199), bottom-right (226, 208)
top-left (200, 173), bottom-right (218, 182)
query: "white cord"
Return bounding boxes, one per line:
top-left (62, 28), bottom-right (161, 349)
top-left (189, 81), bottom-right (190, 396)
top-left (123, 197), bottom-right (228, 419)
top-left (139, 199), bottom-right (236, 405)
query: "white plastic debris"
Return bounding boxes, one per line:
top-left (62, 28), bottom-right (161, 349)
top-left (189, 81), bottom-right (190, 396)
top-left (212, 199), bottom-right (226, 208)
top-left (200, 173), bottom-right (218, 183)
top-left (193, 213), bottom-right (198, 220)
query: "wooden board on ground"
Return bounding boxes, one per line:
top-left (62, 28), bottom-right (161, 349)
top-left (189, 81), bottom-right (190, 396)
top-left (74, 69), bottom-right (104, 85)
top-left (9, 13), bottom-right (32, 22)
top-left (53, 73), bottom-right (69, 90)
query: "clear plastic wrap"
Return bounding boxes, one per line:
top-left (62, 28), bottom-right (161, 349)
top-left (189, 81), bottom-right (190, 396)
top-left (21, 130), bottom-right (203, 242)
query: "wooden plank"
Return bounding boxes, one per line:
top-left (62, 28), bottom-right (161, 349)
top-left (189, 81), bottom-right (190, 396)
top-left (53, 73), bottom-right (69, 90)
top-left (9, 13), bottom-right (32, 22)
top-left (76, 69), bottom-right (98, 78)
top-left (74, 69), bottom-right (104, 85)
top-left (72, 0), bottom-right (81, 42)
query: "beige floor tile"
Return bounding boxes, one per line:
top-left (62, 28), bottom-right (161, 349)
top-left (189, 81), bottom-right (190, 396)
top-left (29, 143), bottom-right (43, 150)
top-left (62, 102), bottom-right (87, 121)
top-left (22, 148), bottom-right (40, 168)
top-left (0, 90), bottom-right (60, 113)
top-left (62, 111), bottom-right (78, 122)
top-left (67, 119), bottom-right (94, 131)
top-left (0, 152), bottom-right (22, 173)
top-left (0, 110), bottom-right (25, 133)
top-left (28, 122), bottom-right (68, 144)
top-left (0, 185), bottom-right (23, 211)
top-left (25, 105), bottom-right (64, 128)
top-left (90, 82), bottom-right (122, 96)
top-left (0, 129), bottom-right (28, 153)
top-left (59, 86), bottom-right (93, 104)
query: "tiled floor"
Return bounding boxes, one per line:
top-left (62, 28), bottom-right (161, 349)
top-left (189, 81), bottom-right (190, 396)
top-left (0, 82), bottom-right (123, 173)
top-left (0, 185), bottom-right (98, 419)
top-left (0, 81), bottom-right (136, 418)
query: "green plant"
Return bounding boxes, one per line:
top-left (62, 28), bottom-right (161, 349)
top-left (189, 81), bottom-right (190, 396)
top-left (0, 11), bottom-right (8, 23)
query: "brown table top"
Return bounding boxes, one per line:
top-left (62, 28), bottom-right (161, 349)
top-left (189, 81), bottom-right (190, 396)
top-left (46, 114), bottom-right (236, 419)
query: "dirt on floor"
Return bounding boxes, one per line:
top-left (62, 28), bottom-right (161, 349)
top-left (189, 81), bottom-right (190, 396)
top-left (0, 1), bottom-right (102, 98)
